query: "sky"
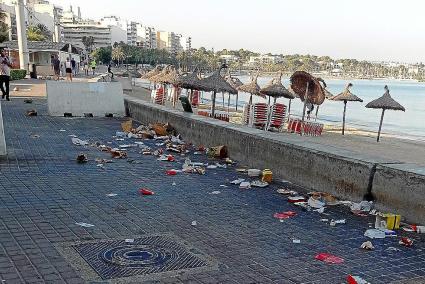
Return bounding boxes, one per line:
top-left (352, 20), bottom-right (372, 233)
top-left (49, 0), bottom-right (425, 63)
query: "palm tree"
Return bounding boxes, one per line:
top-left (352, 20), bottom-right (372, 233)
top-left (111, 46), bottom-right (125, 65)
top-left (36, 23), bottom-right (52, 40)
top-left (27, 26), bottom-right (45, 41)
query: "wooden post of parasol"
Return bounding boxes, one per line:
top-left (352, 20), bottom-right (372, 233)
top-left (236, 93), bottom-right (239, 111)
top-left (342, 100), bottom-right (347, 135)
top-left (211, 90), bottom-right (217, 117)
top-left (301, 82), bottom-right (309, 135)
top-left (377, 109), bottom-right (385, 142)
top-left (315, 105), bottom-right (320, 121)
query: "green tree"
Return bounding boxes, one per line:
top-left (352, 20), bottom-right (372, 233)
top-left (35, 23), bottom-right (52, 40)
top-left (112, 46), bottom-right (125, 65)
top-left (27, 25), bottom-right (46, 41)
top-left (0, 9), bottom-right (9, 43)
top-left (91, 46), bottom-right (112, 64)
top-left (82, 36), bottom-right (95, 52)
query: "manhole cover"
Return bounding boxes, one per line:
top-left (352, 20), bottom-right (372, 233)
top-left (56, 234), bottom-right (216, 282)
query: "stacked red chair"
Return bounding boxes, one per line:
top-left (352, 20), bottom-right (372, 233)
top-left (269, 103), bottom-right (287, 129)
top-left (250, 103), bottom-right (269, 128)
top-left (191, 90), bottom-right (200, 107)
top-left (287, 118), bottom-right (324, 136)
top-left (154, 86), bottom-right (165, 105)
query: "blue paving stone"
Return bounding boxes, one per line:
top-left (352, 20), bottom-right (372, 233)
top-left (0, 98), bottom-right (424, 283)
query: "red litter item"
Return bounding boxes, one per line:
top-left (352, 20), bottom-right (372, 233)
top-left (273, 211), bottom-right (297, 219)
top-left (399, 237), bottom-right (413, 247)
top-left (166, 169), bottom-right (177, 175)
top-left (315, 253), bottom-right (344, 264)
top-left (347, 275), bottom-right (369, 284)
top-left (167, 155), bottom-right (175, 162)
top-left (288, 196), bottom-right (306, 203)
top-left (139, 188), bottom-right (154, 195)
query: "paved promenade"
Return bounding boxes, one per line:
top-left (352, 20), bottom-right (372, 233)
top-left (0, 98), bottom-right (424, 284)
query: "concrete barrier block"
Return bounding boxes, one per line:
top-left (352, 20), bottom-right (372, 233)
top-left (47, 81), bottom-right (125, 117)
top-left (373, 164), bottom-right (425, 222)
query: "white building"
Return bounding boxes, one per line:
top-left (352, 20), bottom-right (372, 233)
top-left (157, 31), bottom-right (182, 54)
top-left (126, 21), bottom-right (137, 46)
top-left (248, 55), bottom-right (283, 66)
top-left (219, 54), bottom-right (239, 64)
top-left (0, 1), bottom-right (17, 41)
top-left (178, 35), bottom-right (191, 51)
top-left (135, 24), bottom-right (156, 49)
top-left (26, 1), bottom-right (63, 42)
top-left (100, 16), bottom-right (127, 44)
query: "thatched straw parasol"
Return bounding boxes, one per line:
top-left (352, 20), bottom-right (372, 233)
top-left (162, 67), bottom-right (184, 107)
top-left (201, 64), bottom-right (238, 117)
top-left (260, 71), bottom-right (294, 103)
top-left (290, 71), bottom-right (326, 121)
top-left (177, 69), bottom-right (207, 91)
top-left (149, 66), bottom-right (171, 84)
top-left (331, 83), bottom-right (363, 135)
top-left (365, 85), bottom-right (405, 142)
top-left (141, 66), bottom-right (161, 80)
top-left (237, 74), bottom-right (264, 105)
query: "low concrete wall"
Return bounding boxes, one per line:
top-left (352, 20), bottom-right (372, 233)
top-left (46, 81), bottom-right (125, 117)
top-left (373, 165), bottom-right (425, 222)
top-left (124, 96), bottom-right (425, 223)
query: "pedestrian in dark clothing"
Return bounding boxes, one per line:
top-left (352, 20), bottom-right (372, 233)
top-left (0, 49), bottom-right (12, 101)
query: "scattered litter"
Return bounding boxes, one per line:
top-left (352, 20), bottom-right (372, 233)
top-left (375, 213), bottom-right (401, 230)
top-left (288, 196), bottom-right (306, 203)
top-left (207, 145), bottom-right (228, 158)
top-left (71, 137), bottom-right (89, 146)
top-left (157, 154), bottom-right (175, 162)
top-left (236, 168), bottom-right (247, 173)
top-left (166, 169), bottom-right (179, 175)
top-left (30, 134), bottom-right (40, 138)
top-left (139, 188), bottom-right (154, 195)
top-left (330, 219), bottom-right (346, 227)
top-left (76, 153), bottom-right (88, 163)
top-left (347, 275), bottom-right (370, 284)
top-left (193, 151), bottom-right (202, 155)
top-left (274, 211), bottom-right (297, 220)
top-left (262, 169), bottom-right (273, 183)
top-left (239, 182), bottom-right (251, 189)
top-left (116, 131), bottom-right (127, 138)
top-left (364, 229), bottom-right (385, 239)
top-left (251, 180), bottom-right (269, 188)
top-left (119, 144), bottom-right (135, 148)
top-left (385, 247), bottom-right (401, 253)
top-left (172, 182), bottom-right (176, 186)
top-left (125, 239), bottom-right (134, 243)
top-left (152, 123), bottom-right (169, 136)
top-left (314, 207), bottom-right (325, 214)
top-left (308, 197), bottom-right (325, 209)
top-left (210, 191), bottom-right (221, 195)
top-left (308, 192), bottom-right (339, 206)
top-left (360, 241), bottom-right (374, 250)
top-left (406, 225), bottom-right (425, 233)
top-left (220, 185), bottom-right (228, 188)
top-left (277, 188), bottom-right (297, 195)
top-left (106, 193), bottom-right (117, 197)
top-left (231, 178), bottom-right (245, 185)
top-left (59, 129), bottom-right (66, 132)
top-left (121, 119), bottom-right (133, 133)
top-left (24, 99), bottom-right (32, 103)
top-left (247, 169), bottom-right (261, 177)
top-left (292, 239), bottom-right (301, 244)
top-left (350, 201), bottom-right (373, 213)
top-left (315, 253), bottom-right (344, 264)
top-left (116, 138), bottom-right (125, 141)
top-left (399, 237), bottom-right (413, 247)
top-left (207, 165), bottom-right (217, 169)
top-left (109, 149), bottom-right (127, 159)
top-left (75, 222), bottom-right (95, 228)
top-left (191, 221), bottom-right (197, 226)
top-left (26, 109), bottom-right (37, 116)
top-left (68, 134), bottom-right (77, 138)
top-left (95, 158), bottom-right (112, 164)
top-left (320, 218), bottom-right (329, 222)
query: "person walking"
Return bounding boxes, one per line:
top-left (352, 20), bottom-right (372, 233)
top-left (51, 55), bottom-right (61, 81)
top-left (83, 60), bottom-right (89, 76)
top-left (90, 60), bottom-right (96, 75)
top-left (71, 57), bottom-right (76, 75)
top-left (107, 62), bottom-right (114, 79)
top-left (0, 49), bottom-right (12, 101)
top-left (65, 57), bottom-right (73, 81)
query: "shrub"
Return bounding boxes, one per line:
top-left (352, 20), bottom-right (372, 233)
top-left (10, 69), bottom-right (27, 81)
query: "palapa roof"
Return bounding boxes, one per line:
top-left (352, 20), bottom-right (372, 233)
top-left (226, 72), bottom-right (243, 90)
top-left (332, 83), bottom-right (363, 102)
top-left (201, 66), bottom-right (238, 94)
top-left (260, 72), bottom-right (295, 99)
top-left (149, 66), bottom-right (171, 83)
top-left (324, 88), bottom-right (334, 99)
top-left (237, 74), bottom-right (265, 97)
top-left (177, 69), bottom-right (208, 91)
top-left (290, 71), bottom-right (326, 105)
top-left (1, 41), bottom-right (81, 53)
top-left (141, 66), bottom-right (161, 79)
top-left (365, 85), bottom-right (405, 111)
top-left (162, 67), bottom-right (183, 85)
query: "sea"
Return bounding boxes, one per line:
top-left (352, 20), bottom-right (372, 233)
top-left (137, 76), bottom-right (425, 142)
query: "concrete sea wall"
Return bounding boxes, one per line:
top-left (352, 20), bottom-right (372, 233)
top-left (124, 96), bottom-right (425, 223)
